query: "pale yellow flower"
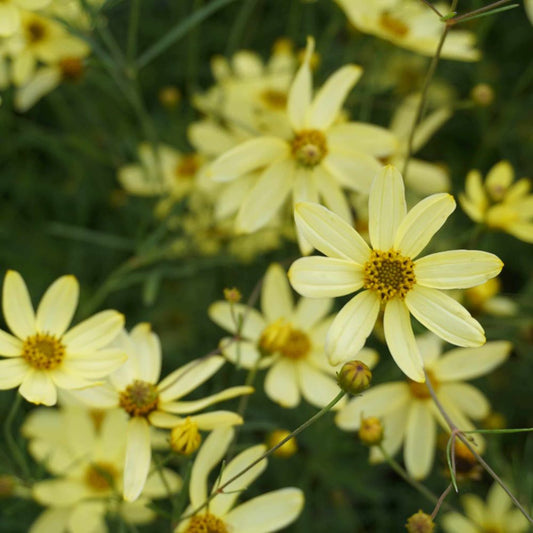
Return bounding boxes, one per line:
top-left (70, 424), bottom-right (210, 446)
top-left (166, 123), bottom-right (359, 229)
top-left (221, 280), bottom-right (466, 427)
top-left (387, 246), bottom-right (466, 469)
top-left (0, 270), bottom-right (125, 406)
top-left (0, 0), bottom-right (50, 37)
top-left (336, 333), bottom-right (511, 479)
top-left (289, 165), bottom-right (503, 382)
top-left (460, 160), bottom-right (533, 243)
top-left (209, 263), bottom-right (378, 408)
top-left (210, 37), bottom-right (397, 253)
top-left (463, 277), bottom-right (517, 317)
top-left (442, 481), bottom-right (530, 532)
top-left (335, 0), bottom-right (480, 61)
top-left (68, 323), bottom-right (252, 502)
top-left (23, 406), bottom-right (181, 533)
top-left (176, 427), bottom-right (304, 533)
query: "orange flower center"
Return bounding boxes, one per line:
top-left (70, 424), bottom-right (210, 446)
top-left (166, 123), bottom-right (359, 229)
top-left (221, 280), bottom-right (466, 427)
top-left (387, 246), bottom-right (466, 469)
top-left (119, 380), bottom-right (159, 417)
top-left (408, 370), bottom-right (439, 399)
top-left (259, 89), bottom-right (287, 110)
top-left (22, 333), bottom-right (65, 370)
top-left (185, 513), bottom-right (228, 533)
top-left (291, 129), bottom-right (328, 168)
top-left (379, 12), bottom-right (409, 37)
top-left (84, 462), bottom-right (118, 492)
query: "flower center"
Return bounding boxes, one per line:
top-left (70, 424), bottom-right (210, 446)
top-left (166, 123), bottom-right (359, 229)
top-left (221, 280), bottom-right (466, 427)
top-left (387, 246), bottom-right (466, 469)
top-left (22, 333), bottom-right (65, 370)
top-left (379, 12), bottom-right (409, 37)
top-left (26, 21), bottom-right (47, 43)
top-left (119, 380), bottom-right (159, 417)
top-left (258, 320), bottom-right (310, 360)
top-left (175, 154), bottom-right (200, 180)
top-left (259, 89), bottom-right (287, 110)
top-left (170, 417), bottom-right (202, 455)
top-left (280, 329), bottom-right (311, 360)
top-left (84, 462), bottom-right (118, 492)
top-left (291, 129), bottom-right (328, 168)
top-left (363, 249), bottom-right (416, 303)
top-left (59, 57), bottom-right (84, 81)
top-left (408, 370), bottom-right (438, 399)
top-left (185, 513), bottom-right (228, 533)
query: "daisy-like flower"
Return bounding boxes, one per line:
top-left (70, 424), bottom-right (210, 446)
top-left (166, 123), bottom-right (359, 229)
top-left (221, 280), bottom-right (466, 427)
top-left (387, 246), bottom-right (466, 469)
top-left (0, 0), bottom-right (50, 37)
top-left (459, 160), bottom-right (533, 243)
top-left (289, 165), bottom-right (503, 382)
top-left (209, 37), bottom-right (397, 252)
top-left (336, 333), bottom-right (511, 479)
top-left (69, 323), bottom-right (253, 502)
top-left (23, 406), bottom-right (181, 533)
top-left (334, 0), bottom-right (480, 61)
top-left (176, 427), bottom-right (304, 533)
top-left (441, 481), bottom-right (530, 532)
top-left (209, 263), bottom-right (378, 408)
top-left (0, 271), bottom-right (125, 406)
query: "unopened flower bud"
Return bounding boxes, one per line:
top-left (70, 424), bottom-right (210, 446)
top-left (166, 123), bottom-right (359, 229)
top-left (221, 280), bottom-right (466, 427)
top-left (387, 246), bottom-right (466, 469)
top-left (471, 83), bottom-right (494, 106)
top-left (223, 287), bottom-right (242, 303)
top-left (405, 510), bottom-right (435, 532)
top-left (358, 416), bottom-right (383, 446)
top-left (337, 360), bottom-right (372, 395)
top-left (267, 429), bottom-right (298, 458)
top-left (170, 418), bottom-right (201, 455)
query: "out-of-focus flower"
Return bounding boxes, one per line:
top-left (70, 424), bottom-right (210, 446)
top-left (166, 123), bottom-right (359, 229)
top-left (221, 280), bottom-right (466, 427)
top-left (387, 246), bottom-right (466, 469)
top-left (463, 277), bottom-right (517, 317)
top-left (209, 37), bottom-right (397, 253)
top-left (406, 511), bottom-right (435, 533)
top-left (335, 0), bottom-right (480, 61)
top-left (289, 166), bottom-right (503, 381)
top-left (470, 83), bottom-right (495, 107)
top-left (441, 481), bottom-right (530, 532)
top-left (68, 323), bottom-right (252, 502)
top-left (336, 333), bottom-right (511, 479)
top-left (267, 429), bottom-right (298, 458)
top-left (23, 406), bottom-right (181, 533)
top-left (175, 427), bottom-right (304, 533)
top-left (460, 160), bottom-right (533, 243)
top-left (0, 270), bottom-right (125, 406)
top-left (209, 263), bottom-right (378, 408)
top-left (0, 0), bottom-right (50, 37)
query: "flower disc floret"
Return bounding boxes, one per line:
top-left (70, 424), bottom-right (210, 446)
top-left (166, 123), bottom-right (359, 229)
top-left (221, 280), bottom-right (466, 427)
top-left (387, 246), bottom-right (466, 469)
top-left (185, 513), bottom-right (228, 533)
top-left (84, 462), bottom-right (118, 492)
top-left (258, 320), bottom-right (311, 360)
top-left (291, 129), bottom-right (328, 168)
top-left (260, 89), bottom-right (287, 110)
top-left (363, 249), bottom-right (416, 302)
top-left (22, 333), bottom-right (65, 370)
top-left (26, 21), bottom-right (47, 43)
top-left (408, 370), bottom-right (438, 399)
top-left (119, 380), bottom-right (159, 417)
top-left (379, 12), bottom-right (409, 37)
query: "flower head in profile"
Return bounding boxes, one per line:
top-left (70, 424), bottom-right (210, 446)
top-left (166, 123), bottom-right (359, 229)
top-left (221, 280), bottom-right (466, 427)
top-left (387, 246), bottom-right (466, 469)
top-left (0, 270), bottom-right (125, 406)
top-left (459, 160), bottom-right (533, 243)
top-left (69, 323), bottom-right (252, 502)
top-left (175, 427), bottom-right (304, 533)
top-left (336, 334), bottom-right (511, 479)
top-left (289, 165), bottom-right (503, 382)
top-left (209, 263), bottom-right (378, 408)
top-left (442, 481), bottom-right (530, 533)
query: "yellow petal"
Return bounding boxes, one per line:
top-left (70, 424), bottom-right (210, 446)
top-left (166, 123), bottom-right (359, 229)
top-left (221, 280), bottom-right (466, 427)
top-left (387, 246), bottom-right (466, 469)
top-left (123, 417), bottom-right (151, 502)
top-left (261, 263), bottom-right (294, 323)
top-left (404, 402), bottom-right (436, 480)
top-left (3, 270), bottom-right (36, 340)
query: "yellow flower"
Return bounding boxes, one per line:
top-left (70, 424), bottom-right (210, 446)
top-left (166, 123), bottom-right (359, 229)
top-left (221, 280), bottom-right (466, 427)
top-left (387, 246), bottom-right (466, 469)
top-left (209, 263), bottom-right (378, 408)
top-left (0, 0), bottom-right (50, 37)
top-left (336, 333), bottom-right (511, 479)
top-left (289, 165), bottom-right (503, 382)
top-left (334, 0), bottom-right (480, 61)
top-left (175, 427), bottom-right (304, 533)
top-left (442, 481), bottom-right (530, 532)
top-left (68, 323), bottom-right (253, 502)
top-left (464, 277), bottom-right (517, 317)
top-left (0, 270), bottom-right (125, 406)
top-left (209, 37), bottom-right (397, 253)
top-left (460, 160), bottom-right (533, 243)
top-left (23, 406), bottom-right (181, 533)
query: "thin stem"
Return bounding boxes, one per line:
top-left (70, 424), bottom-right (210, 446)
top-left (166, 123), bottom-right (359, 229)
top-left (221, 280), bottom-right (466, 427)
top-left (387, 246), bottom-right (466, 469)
top-left (3, 394), bottom-right (30, 479)
top-left (448, 0), bottom-right (511, 25)
top-left (127, 0), bottom-right (141, 68)
top-left (431, 484), bottom-right (453, 519)
top-left (419, 0), bottom-right (443, 18)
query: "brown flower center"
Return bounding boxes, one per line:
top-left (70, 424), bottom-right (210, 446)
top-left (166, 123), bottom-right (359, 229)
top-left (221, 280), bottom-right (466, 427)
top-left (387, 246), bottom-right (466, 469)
top-left (291, 129), bottom-right (328, 168)
top-left (26, 21), bottom-right (47, 43)
top-left (363, 249), bottom-right (416, 303)
top-left (119, 380), bottom-right (159, 417)
top-left (185, 513), bottom-right (228, 533)
top-left (22, 333), bottom-right (65, 370)
top-left (379, 12), bottom-right (409, 37)
top-left (408, 370), bottom-right (439, 399)
top-left (175, 154), bottom-right (200, 180)
top-left (59, 57), bottom-right (84, 81)
top-left (258, 320), bottom-right (311, 360)
top-left (84, 462), bottom-right (118, 492)
top-left (259, 89), bottom-right (287, 110)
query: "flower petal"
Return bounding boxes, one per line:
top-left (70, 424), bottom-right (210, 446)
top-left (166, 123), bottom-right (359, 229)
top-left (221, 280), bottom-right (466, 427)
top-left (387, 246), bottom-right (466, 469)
top-left (322, 150), bottom-right (381, 193)
top-left (261, 263), bottom-right (294, 323)
top-left (308, 65), bottom-right (362, 130)
top-left (160, 386), bottom-right (253, 414)
top-left (326, 290), bottom-right (380, 365)
top-left (440, 383), bottom-right (490, 420)
top-left (0, 358), bottom-right (28, 389)
top-left (3, 270), bottom-right (35, 339)
top-left (394, 193), bottom-right (455, 259)
top-left (264, 359), bottom-right (300, 408)
top-left (219, 338), bottom-right (271, 369)
top-left (123, 417), bottom-right (151, 502)
top-left (415, 250), bottom-right (503, 289)
top-left (368, 165), bottom-right (407, 250)
top-left (29, 508), bottom-right (70, 533)
top-left (189, 411), bottom-right (243, 430)
top-left (298, 362), bottom-right (344, 409)
top-left (383, 299), bottom-right (424, 382)
top-left (19, 370), bottom-right (57, 406)
top-left (294, 201), bottom-right (370, 262)
top-left (441, 513), bottom-right (480, 533)
top-left (328, 122), bottom-right (398, 158)
top-left (314, 165), bottom-right (352, 223)
top-left (287, 37), bottom-right (313, 130)
top-left (60, 349), bottom-right (126, 380)
top-left (208, 301), bottom-right (266, 340)
top-left (129, 323), bottom-right (162, 384)
top-left (0, 329), bottom-right (23, 356)
top-left (69, 501), bottom-right (107, 533)
top-left (225, 488), bottom-right (304, 533)
top-left (33, 479), bottom-right (89, 506)
top-left (404, 401), bottom-right (436, 480)
top-left (288, 257), bottom-right (364, 298)
top-left (35, 275), bottom-right (79, 337)
top-left (292, 297), bottom-right (333, 330)
top-left (62, 310), bottom-right (125, 353)
top-left (405, 286), bottom-right (485, 347)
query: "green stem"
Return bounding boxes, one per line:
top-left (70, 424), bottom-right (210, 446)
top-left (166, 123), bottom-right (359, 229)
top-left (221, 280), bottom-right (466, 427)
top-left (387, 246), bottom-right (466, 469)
top-left (127, 0), bottom-right (141, 67)
top-left (3, 394), bottom-right (30, 479)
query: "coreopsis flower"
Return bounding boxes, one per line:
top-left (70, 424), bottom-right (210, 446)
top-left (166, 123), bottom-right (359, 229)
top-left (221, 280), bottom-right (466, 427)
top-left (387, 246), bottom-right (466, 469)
top-left (209, 37), bottom-right (397, 253)
top-left (463, 278), bottom-right (517, 317)
top-left (0, 271), bottom-right (125, 406)
top-left (23, 406), bottom-right (181, 533)
top-left (335, 333), bottom-right (511, 479)
top-left (459, 160), bottom-right (533, 243)
top-left (334, 0), bottom-right (480, 61)
top-left (209, 263), bottom-right (378, 408)
top-left (289, 165), bottom-right (503, 382)
top-left (68, 323), bottom-right (252, 502)
top-left (175, 427), bottom-right (304, 533)
top-left (441, 481), bottom-right (530, 532)
top-left (0, 0), bottom-right (50, 37)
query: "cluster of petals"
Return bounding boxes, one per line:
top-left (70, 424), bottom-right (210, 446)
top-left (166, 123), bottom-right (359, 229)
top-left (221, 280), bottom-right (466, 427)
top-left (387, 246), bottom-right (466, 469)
top-left (289, 165), bottom-right (503, 382)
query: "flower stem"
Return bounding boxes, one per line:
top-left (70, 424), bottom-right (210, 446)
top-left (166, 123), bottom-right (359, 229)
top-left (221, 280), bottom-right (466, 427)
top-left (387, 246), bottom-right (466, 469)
top-left (3, 393), bottom-right (30, 479)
